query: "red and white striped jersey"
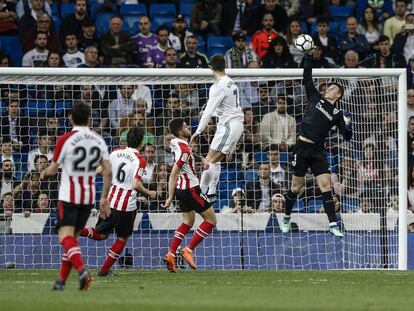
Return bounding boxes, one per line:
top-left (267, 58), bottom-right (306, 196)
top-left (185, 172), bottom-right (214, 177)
top-left (170, 138), bottom-right (199, 189)
top-left (53, 126), bottom-right (109, 205)
top-left (107, 147), bottom-right (147, 212)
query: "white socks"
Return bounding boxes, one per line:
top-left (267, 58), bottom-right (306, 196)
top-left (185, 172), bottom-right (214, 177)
top-left (200, 162), bottom-right (221, 195)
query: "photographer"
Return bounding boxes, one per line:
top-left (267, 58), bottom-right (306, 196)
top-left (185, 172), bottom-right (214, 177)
top-left (221, 188), bottom-right (254, 213)
top-left (392, 13), bottom-right (414, 63)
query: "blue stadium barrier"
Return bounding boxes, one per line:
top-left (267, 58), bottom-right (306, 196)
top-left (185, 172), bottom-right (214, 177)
top-left (149, 4), bottom-right (176, 18)
top-left (306, 199), bottom-right (323, 213)
top-left (120, 4), bottom-right (147, 16)
top-left (292, 200), bottom-right (305, 213)
top-left (341, 198), bottom-right (360, 213)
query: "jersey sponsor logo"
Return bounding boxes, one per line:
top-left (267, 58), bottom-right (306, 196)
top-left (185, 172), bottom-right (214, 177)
top-left (333, 108), bottom-right (339, 115)
top-left (181, 153), bottom-right (189, 162)
top-left (316, 102), bottom-right (333, 121)
top-left (138, 167), bottom-right (144, 177)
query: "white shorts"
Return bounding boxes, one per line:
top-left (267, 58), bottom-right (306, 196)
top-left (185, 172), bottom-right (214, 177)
top-left (210, 119), bottom-right (243, 154)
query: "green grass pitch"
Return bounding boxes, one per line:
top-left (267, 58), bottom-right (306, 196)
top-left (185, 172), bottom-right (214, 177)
top-left (1, 269), bottom-right (414, 311)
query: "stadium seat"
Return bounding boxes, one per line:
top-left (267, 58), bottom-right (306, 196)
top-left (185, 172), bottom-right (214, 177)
top-left (341, 198), bottom-right (360, 213)
top-left (52, 15), bottom-right (61, 33)
top-left (60, 3), bottom-right (75, 18)
top-left (50, 2), bottom-right (59, 17)
top-left (292, 200), bottom-right (305, 213)
top-left (220, 168), bottom-right (243, 181)
top-left (180, 0), bottom-right (196, 3)
top-left (55, 101), bottom-right (73, 117)
top-left (180, 4), bottom-right (193, 16)
top-left (255, 152), bottom-right (268, 163)
top-left (96, 12), bottom-right (114, 36)
top-left (152, 15), bottom-right (173, 28)
top-left (306, 199), bottom-right (323, 213)
top-left (0, 36), bottom-right (23, 66)
top-left (279, 152), bottom-right (288, 164)
top-left (329, 6), bottom-right (353, 21)
top-left (122, 14), bottom-right (142, 33)
top-left (90, 2), bottom-right (116, 20)
top-left (149, 4), bottom-right (176, 19)
top-left (120, 4), bottom-right (147, 16)
top-left (207, 36), bottom-right (233, 57)
top-left (28, 101), bottom-right (52, 117)
top-left (244, 169), bottom-right (258, 181)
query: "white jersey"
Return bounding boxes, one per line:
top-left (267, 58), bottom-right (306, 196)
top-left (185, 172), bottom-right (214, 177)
top-left (196, 75), bottom-right (244, 134)
top-left (53, 126), bottom-right (109, 205)
top-left (22, 48), bottom-right (49, 67)
top-left (170, 138), bottom-right (199, 190)
top-left (63, 51), bottom-right (85, 68)
top-left (107, 147), bottom-right (147, 212)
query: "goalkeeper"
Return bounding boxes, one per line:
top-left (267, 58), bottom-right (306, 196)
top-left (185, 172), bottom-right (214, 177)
top-left (281, 50), bottom-right (352, 237)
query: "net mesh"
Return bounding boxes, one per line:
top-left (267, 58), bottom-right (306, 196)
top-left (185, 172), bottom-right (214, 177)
top-left (0, 72), bottom-right (401, 270)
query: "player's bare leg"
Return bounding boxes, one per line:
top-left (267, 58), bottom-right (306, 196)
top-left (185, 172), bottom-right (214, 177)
top-left (281, 176), bottom-right (305, 233)
top-left (98, 236), bottom-right (128, 277)
top-left (182, 208), bottom-right (217, 270)
top-left (200, 150), bottom-right (224, 202)
top-left (316, 173), bottom-right (343, 237)
top-left (164, 212), bottom-right (195, 272)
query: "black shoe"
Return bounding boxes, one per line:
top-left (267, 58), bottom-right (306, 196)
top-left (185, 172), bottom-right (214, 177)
top-left (97, 270), bottom-right (116, 277)
top-left (207, 194), bottom-right (218, 203)
top-left (79, 269), bottom-right (93, 291)
top-left (52, 279), bottom-right (65, 291)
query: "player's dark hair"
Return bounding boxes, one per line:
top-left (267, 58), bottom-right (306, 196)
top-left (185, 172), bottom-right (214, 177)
top-left (169, 118), bottom-right (185, 137)
top-left (70, 101), bottom-right (90, 126)
top-left (327, 82), bottom-right (344, 101)
top-left (209, 54), bottom-right (226, 72)
top-left (127, 127), bottom-right (145, 148)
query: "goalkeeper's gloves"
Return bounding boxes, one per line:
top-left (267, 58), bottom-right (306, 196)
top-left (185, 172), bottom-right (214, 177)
top-left (343, 111), bottom-right (352, 130)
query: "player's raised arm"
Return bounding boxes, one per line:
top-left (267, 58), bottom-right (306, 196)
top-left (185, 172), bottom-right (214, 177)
top-left (195, 86), bottom-right (225, 135)
top-left (303, 55), bottom-right (320, 100)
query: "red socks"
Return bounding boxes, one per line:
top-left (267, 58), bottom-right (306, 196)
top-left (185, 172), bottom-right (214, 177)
top-left (80, 227), bottom-right (105, 240)
top-left (59, 253), bottom-right (72, 282)
top-left (60, 236), bottom-right (85, 273)
top-left (187, 221), bottom-right (214, 251)
top-left (100, 239), bottom-right (126, 273)
top-left (169, 223), bottom-right (191, 254)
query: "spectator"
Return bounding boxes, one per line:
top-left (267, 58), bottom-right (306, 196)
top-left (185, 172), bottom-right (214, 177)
top-left (261, 36), bottom-right (296, 68)
top-left (255, 0), bottom-right (288, 34)
top-left (169, 14), bottom-right (193, 53)
top-left (251, 13), bottom-right (278, 61)
top-left (130, 85), bottom-right (152, 115)
top-left (267, 144), bottom-right (288, 190)
top-left (155, 92), bottom-right (190, 135)
top-left (156, 132), bottom-right (175, 168)
top-left (279, 0), bottom-right (301, 18)
top-left (79, 85), bottom-right (109, 133)
top-left (175, 84), bottom-right (202, 116)
top-left (285, 18), bottom-right (304, 66)
top-left (132, 16), bottom-right (158, 67)
top-left (260, 95), bottom-right (296, 151)
top-left (28, 130), bottom-right (52, 171)
top-left (198, 117), bottom-right (217, 156)
top-left (14, 171), bottom-right (41, 212)
top-left (392, 13), bottom-right (414, 64)
top-left (222, 188), bottom-right (254, 213)
top-left (0, 160), bottom-right (18, 198)
top-left (30, 192), bottom-right (50, 214)
top-left (250, 82), bottom-right (276, 117)
top-left (0, 0), bottom-right (17, 35)
top-left (312, 17), bottom-right (338, 66)
top-left (0, 192), bottom-right (14, 219)
top-left (146, 25), bottom-right (171, 68)
top-left (269, 193), bottom-right (285, 213)
top-left (62, 33), bottom-right (85, 68)
top-left (142, 144), bottom-right (157, 185)
top-left (45, 116), bottom-right (62, 144)
top-left (16, 0), bottom-right (51, 19)
top-left (364, 112), bottom-right (397, 153)
top-left (339, 16), bottom-right (371, 62)
top-left (407, 56), bottom-right (414, 89)
top-left (246, 162), bottom-right (281, 212)
top-left (100, 16), bottom-right (135, 67)
top-left (300, 0), bottom-right (330, 33)
top-left (108, 84), bottom-right (136, 130)
top-left (375, 35), bottom-right (406, 68)
top-left (0, 99), bottom-right (30, 152)
top-left (408, 89), bottom-right (414, 117)
top-left (118, 111), bottom-right (155, 146)
top-left (357, 6), bottom-right (383, 50)
top-left (0, 52), bottom-right (11, 66)
top-left (224, 31), bottom-right (257, 68)
top-left (78, 20), bottom-right (100, 53)
top-left (148, 163), bottom-right (169, 212)
top-left (77, 46), bottom-right (100, 68)
top-left (220, 0), bottom-right (258, 36)
top-left (22, 30), bottom-right (49, 67)
top-left (408, 116), bottom-right (414, 166)
top-left (44, 51), bottom-right (64, 67)
top-left (161, 47), bottom-right (180, 68)
top-left (356, 196), bottom-right (373, 213)
top-left (180, 35), bottom-right (209, 68)
top-left (60, 0), bottom-right (90, 42)
top-left (342, 50), bottom-right (360, 68)
top-left (408, 164), bottom-right (414, 209)
top-left (384, 0), bottom-right (408, 44)
top-left (300, 45), bottom-right (330, 68)
top-left (190, 0), bottom-right (222, 37)
top-left (242, 108), bottom-right (260, 152)
top-left (239, 61), bottom-right (260, 108)
top-left (18, 0), bottom-right (48, 43)
top-left (356, 144), bottom-right (380, 199)
top-left (32, 154), bottom-right (48, 173)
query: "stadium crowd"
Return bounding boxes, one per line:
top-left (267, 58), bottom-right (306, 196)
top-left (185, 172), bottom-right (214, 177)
top-left (1, 0), bottom-right (414, 220)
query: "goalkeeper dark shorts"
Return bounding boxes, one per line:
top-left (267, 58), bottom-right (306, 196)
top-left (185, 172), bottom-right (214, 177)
top-left (56, 201), bottom-right (93, 231)
top-left (176, 186), bottom-right (211, 213)
top-left (292, 139), bottom-right (330, 177)
top-left (95, 209), bottom-right (137, 238)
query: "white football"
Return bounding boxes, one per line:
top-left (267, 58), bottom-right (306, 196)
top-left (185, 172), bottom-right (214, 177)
top-left (294, 34), bottom-right (314, 53)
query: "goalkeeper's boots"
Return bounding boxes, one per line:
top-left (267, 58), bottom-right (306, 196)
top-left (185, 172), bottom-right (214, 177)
top-left (79, 268), bottom-right (93, 291)
top-left (97, 270), bottom-right (115, 277)
top-left (281, 216), bottom-right (291, 234)
top-left (181, 247), bottom-right (197, 270)
top-left (329, 225), bottom-right (344, 238)
top-left (163, 252), bottom-right (177, 273)
top-left (52, 279), bottom-right (65, 291)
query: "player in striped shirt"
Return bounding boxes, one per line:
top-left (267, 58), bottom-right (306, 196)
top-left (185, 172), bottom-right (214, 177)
top-left (41, 102), bottom-right (112, 291)
top-left (163, 118), bottom-right (217, 272)
top-left (80, 127), bottom-right (156, 276)
top-left (190, 54), bottom-right (244, 202)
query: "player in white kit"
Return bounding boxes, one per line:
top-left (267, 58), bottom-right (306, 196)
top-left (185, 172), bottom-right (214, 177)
top-left (190, 54), bottom-right (244, 201)
top-left (41, 102), bottom-right (112, 291)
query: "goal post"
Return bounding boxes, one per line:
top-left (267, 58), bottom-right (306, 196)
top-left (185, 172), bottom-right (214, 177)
top-left (0, 67), bottom-right (408, 270)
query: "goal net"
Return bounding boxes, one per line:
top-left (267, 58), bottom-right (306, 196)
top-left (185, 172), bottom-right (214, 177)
top-left (0, 68), bottom-right (408, 270)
